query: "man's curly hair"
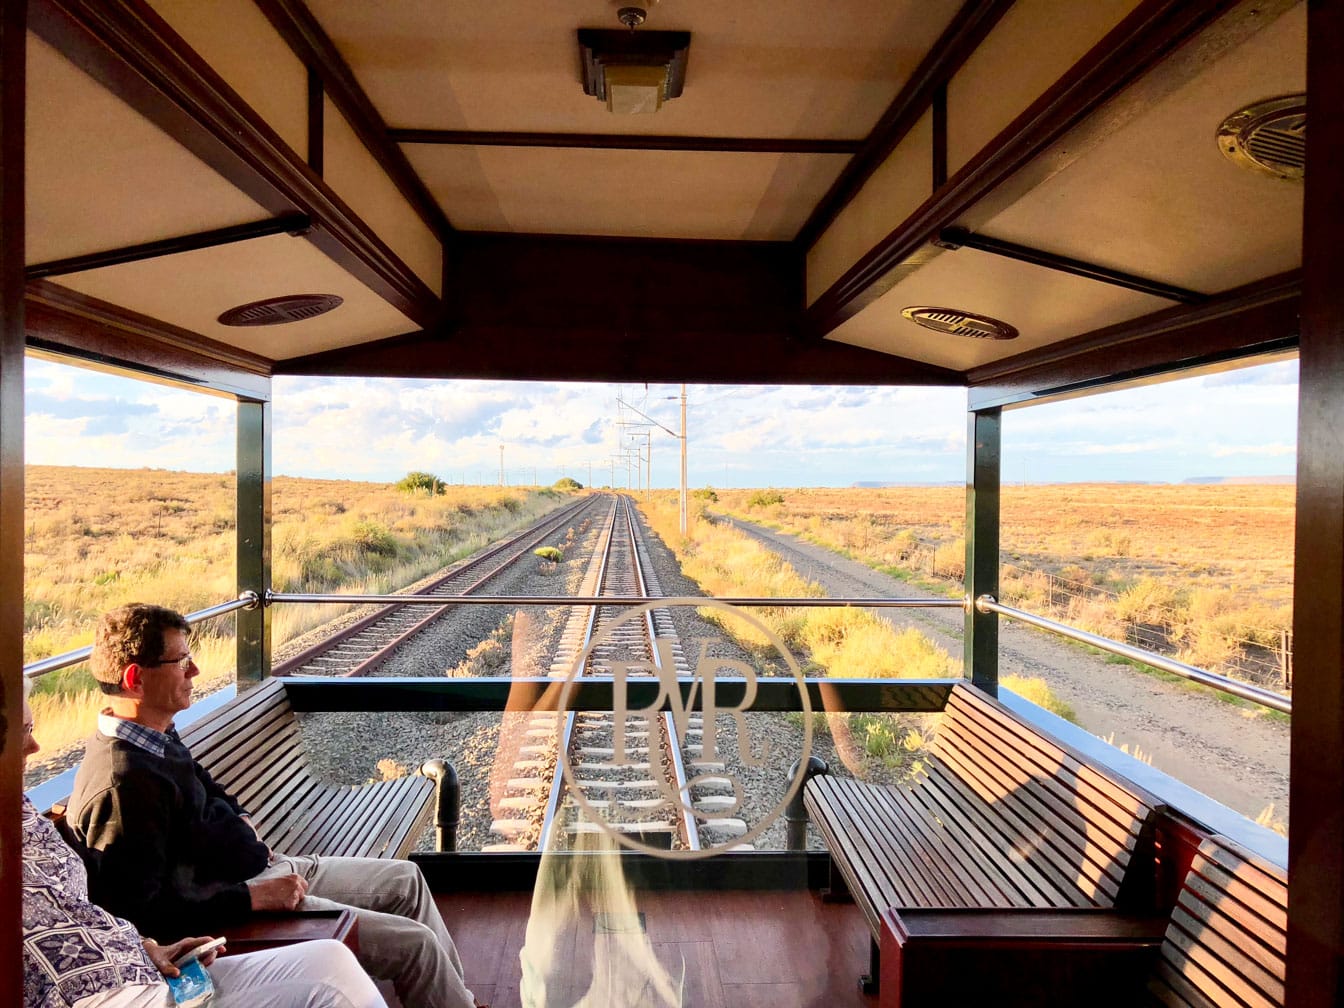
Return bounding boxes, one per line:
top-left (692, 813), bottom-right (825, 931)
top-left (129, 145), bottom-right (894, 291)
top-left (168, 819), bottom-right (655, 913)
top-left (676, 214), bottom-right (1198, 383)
top-left (90, 603), bottom-right (190, 694)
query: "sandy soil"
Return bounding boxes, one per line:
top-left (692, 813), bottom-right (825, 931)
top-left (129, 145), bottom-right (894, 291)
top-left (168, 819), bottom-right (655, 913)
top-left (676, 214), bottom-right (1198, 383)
top-left (719, 515), bottom-right (1290, 825)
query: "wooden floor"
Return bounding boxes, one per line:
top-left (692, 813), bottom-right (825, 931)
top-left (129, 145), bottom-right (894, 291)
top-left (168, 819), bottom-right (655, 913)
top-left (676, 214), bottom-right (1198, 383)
top-left (432, 888), bottom-right (878, 1008)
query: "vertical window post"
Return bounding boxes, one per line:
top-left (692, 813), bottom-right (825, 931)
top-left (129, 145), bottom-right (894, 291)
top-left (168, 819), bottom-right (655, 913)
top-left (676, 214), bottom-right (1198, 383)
top-left (236, 394), bottom-right (272, 689)
top-left (965, 407), bottom-right (1000, 693)
top-left (1287, 1), bottom-right (1344, 1003)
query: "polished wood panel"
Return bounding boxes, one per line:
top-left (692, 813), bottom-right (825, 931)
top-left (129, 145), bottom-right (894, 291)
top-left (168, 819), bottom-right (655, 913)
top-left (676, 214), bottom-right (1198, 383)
top-left (277, 234), bottom-right (959, 385)
top-left (24, 280), bottom-right (272, 400)
top-left (0, 0), bottom-right (25, 1003)
top-left (966, 271), bottom-right (1300, 411)
top-left (1287, 2), bottom-right (1344, 1005)
top-left (437, 888), bottom-right (875, 1008)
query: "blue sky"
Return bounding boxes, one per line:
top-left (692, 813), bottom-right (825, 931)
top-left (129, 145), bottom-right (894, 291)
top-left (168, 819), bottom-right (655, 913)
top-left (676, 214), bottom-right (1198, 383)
top-left (22, 355), bottom-right (1298, 487)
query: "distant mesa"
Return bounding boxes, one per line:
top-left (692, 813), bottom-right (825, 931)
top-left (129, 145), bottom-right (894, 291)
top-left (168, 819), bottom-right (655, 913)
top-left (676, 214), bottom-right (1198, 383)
top-left (1182, 475), bottom-right (1295, 485)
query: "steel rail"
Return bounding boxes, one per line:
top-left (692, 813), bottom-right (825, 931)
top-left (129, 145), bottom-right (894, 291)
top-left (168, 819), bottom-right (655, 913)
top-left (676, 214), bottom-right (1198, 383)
top-left (268, 591), bottom-right (968, 609)
top-left (23, 591), bottom-right (261, 679)
top-left (274, 496), bottom-right (593, 676)
top-left (976, 595), bottom-right (1291, 714)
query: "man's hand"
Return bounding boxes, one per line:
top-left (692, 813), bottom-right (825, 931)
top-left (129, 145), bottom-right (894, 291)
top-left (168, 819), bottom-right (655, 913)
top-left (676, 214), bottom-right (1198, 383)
top-left (246, 872), bottom-right (308, 911)
top-left (144, 936), bottom-right (222, 977)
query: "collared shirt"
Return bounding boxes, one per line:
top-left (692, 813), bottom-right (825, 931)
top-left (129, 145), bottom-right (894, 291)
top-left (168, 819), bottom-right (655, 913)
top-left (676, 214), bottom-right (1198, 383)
top-left (97, 710), bottom-right (173, 758)
top-left (22, 796), bottom-right (164, 1008)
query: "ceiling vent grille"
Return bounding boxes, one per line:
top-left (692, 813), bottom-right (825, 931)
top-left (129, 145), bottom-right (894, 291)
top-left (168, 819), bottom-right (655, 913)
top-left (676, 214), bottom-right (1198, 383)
top-left (1218, 95), bottom-right (1306, 181)
top-left (901, 306), bottom-right (1018, 341)
top-left (218, 294), bottom-right (343, 327)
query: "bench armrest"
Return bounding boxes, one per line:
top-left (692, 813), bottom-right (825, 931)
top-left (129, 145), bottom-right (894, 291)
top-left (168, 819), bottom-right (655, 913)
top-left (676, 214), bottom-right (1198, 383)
top-left (221, 909), bottom-right (359, 957)
top-left (880, 907), bottom-right (1166, 1008)
top-left (419, 759), bottom-right (460, 853)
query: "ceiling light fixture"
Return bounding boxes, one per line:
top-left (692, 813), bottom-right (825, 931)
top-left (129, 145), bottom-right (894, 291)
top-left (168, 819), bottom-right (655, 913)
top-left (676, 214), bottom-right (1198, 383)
top-left (578, 8), bottom-right (690, 115)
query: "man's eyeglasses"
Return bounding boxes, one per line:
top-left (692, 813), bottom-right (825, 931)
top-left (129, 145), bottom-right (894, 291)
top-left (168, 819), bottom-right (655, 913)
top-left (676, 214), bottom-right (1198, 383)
top-left (152, 653), bottom-right (195, 670)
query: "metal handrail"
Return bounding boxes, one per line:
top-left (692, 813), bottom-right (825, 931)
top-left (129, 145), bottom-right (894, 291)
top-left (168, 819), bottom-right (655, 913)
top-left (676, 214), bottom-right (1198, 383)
top-left (266, 590), bottom-right (968, 609)
top-left (976, 594), bottom-right (1291, 714)
top-left (22, 591), bottom-right (262, 679)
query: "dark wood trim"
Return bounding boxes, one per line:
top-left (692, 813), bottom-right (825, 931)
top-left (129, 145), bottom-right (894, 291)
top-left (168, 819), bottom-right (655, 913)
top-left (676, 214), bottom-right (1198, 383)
top-left (966, 271), bottom-right (1299, 410)
top-left (794, 0), bottom-right (1014, 250)
top-left (932, 82), bottom-right (948, 189)
top-left (0, 1), bottom-right (24, 1002)
top-left (29, 0), bottom-right (442, 330)
top-left (25, 214), bottom-right (311, 280)
top-left (1287, 2), bottom-right (1344, 1004)
top-left (805, 0), bottom-right (1238, 338)
top-left (255, 0), bottom-right (455, 241)
top-left (236, 398), bottom-right (273, 689)
top-left (388, 128), bottom-right (864, 155)
top-left (306, 65), bottom-right (323, 175)
top-left (278, 676), bottom-right (960, 714)
top-left (24, 281), bottom-right (272, 399)
top-left (413, 850), bottom-right (831, 893)
top-left (936, 227), bottom-right (1206, 304)
top-left (275, 234), bottom-right (960, 385)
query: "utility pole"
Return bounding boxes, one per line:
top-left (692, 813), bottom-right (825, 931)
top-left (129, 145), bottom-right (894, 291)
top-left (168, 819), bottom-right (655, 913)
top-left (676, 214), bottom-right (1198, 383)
top-left (499, 445), bottom-right (504, 486)
top-left (587, 461), bottom-right (592, 487)
top-left (680, 384), bottom-right (688, 534)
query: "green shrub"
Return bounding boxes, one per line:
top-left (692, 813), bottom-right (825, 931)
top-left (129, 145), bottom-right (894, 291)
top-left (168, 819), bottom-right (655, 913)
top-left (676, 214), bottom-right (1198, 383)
top-left (395, 471), bottom-right (446, 495)
top-left (693, 487), bottom-right (719, 503)
top-left (747, 489), bottom-right (784, 508)
top-left (553, 477), bottom-right (583, 491)
top-left (350, 520), bottom-right (398, 557)
top-left (534, 546), bottom-right (563, 562)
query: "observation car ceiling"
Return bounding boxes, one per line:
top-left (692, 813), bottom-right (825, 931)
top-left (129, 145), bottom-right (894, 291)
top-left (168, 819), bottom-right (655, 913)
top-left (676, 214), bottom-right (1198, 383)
top-left (25, 36), bottom-right (271, 264)
top-left (18, 0), bottom-right (1307, 380)
top-left (53, 234), bottom-right (416, 360)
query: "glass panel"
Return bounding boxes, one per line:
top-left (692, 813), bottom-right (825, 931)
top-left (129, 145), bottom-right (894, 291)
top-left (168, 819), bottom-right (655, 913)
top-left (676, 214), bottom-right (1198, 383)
top-left (999, 357), bottom-right (1296, 839)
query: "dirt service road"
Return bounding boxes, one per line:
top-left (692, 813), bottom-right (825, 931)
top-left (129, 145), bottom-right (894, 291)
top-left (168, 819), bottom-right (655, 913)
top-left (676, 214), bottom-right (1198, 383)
top-left (719, 515), bottom-right (1290, 824)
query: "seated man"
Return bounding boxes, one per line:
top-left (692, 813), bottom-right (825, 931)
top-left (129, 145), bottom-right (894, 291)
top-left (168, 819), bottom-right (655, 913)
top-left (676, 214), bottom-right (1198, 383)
top-left (68, 604), bottom-right (482, 1008)
top-left (22, 677), bottom-right (387, 1008)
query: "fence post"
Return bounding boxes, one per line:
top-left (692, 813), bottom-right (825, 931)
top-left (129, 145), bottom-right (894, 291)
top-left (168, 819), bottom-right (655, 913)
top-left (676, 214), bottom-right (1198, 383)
top-left (1281, 629), bottom-right (1293, 691)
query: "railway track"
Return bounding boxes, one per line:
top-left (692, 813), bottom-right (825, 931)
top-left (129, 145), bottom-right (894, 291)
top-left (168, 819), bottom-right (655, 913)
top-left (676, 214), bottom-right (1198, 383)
top-left (275, 495), bottom-right (596, 677)
top-left (484, 496), bottom-right (751, 854)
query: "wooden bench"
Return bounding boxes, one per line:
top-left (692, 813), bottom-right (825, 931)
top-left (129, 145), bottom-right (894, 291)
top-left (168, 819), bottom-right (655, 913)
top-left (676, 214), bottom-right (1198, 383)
top-left (874, 828), bottom-right (1287, 1007)
top-left (1143, 831), bottom-right (1287, 1007)
top-left (179, 677), bottom-right (442, 859)
top-left (802, 682), bottom-right (1162, 989)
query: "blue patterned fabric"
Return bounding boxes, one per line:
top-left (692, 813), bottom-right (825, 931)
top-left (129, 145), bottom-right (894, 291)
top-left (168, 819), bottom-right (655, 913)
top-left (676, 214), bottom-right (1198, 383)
top-left (22, 796), bottom-right (163, 1008)
top-left (97, 711), bottom-right (172, 758)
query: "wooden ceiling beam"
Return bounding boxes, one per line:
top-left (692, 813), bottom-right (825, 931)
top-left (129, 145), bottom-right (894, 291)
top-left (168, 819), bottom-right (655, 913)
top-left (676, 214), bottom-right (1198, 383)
top-left (24, 280), bottom-right (273, 399)
top-left (29, 0), bottom-right (443, 330)
top-left (254, 0), bottom-right (456, 241)
top-left (389, 129), bottom-right (863, 155)
top-left (966, 270), bottom-right (1300, 409)
top-left (276, 234), bottom-right (960, 386)
top-left (794, 0), bottom-right (1015, 251)
top-left (806, 0), bottom-right (1239, 340)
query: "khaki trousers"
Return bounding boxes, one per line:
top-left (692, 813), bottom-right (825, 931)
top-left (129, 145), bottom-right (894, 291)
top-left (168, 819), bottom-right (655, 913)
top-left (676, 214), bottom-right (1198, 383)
top-left (258, 855), bottom-right (476, 1008)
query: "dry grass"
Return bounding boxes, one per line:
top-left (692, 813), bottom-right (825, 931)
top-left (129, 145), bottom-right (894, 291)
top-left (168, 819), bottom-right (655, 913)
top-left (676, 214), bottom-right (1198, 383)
top-left (713, 483), bottom-right (1294, 688)
top-left (638, 495), bottom-right (1071, 777)
top-left (24, 465), bottom-right (575, 757)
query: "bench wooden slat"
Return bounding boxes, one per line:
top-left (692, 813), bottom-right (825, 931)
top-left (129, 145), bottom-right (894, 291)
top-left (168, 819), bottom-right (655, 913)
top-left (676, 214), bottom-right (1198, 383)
top-left (1146, 837), bottom-right (1287, 1008)
top-left (177, 679), bottom-right (436, 860)
top-left (803, 680), bottom-right (1165, 995)
top-left (913, 765), bottom-right (1092, 907)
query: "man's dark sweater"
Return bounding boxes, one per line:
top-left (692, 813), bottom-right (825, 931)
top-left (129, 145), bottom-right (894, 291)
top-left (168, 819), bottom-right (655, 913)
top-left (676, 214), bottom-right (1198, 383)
top-left (69, 728), bottom-right (270, 942)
